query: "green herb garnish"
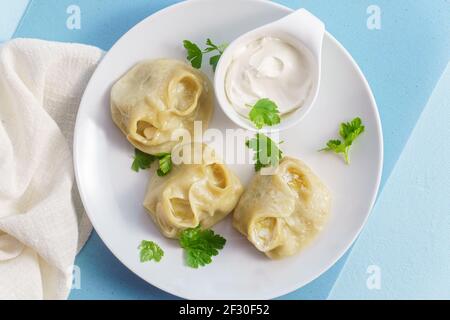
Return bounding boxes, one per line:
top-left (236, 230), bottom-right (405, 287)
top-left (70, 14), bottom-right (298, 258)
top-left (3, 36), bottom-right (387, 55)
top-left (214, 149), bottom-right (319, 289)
top-left (179, 226), bottom-right (226, 268)
top-left (131, 149), bottom-right (173, 175)
top-left (183, 38), bottom-right (227, 71)
top-left (248, 98), bottom-right (281, 129)
top-left (246, 133), bottom-right (283, 171)
top-left (156, 153), bottom-right (172, 177)
top-left (321, 117), bottom-right (365, 164)
top-left (139, 240), bottom-right (164, 263)
top-left (183, 40), bottom-right (203, 69)
top-left (204, 38), bottom-right (227, 71)
top-left (131, 148), bottom-right (157, 172)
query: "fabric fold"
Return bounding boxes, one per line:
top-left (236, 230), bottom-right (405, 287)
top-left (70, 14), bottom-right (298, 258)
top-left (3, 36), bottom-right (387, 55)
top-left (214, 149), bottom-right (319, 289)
top-left (0, 38), bottom-right (103, 299)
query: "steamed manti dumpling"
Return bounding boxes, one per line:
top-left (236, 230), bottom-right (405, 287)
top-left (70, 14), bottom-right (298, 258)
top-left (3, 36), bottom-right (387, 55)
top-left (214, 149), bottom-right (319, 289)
top-left (233, 157), bottom-right (331, 259)
top-left (111, 59), bottom-right (213, 154)
top-left (143, 144), bottom-right (244, 238)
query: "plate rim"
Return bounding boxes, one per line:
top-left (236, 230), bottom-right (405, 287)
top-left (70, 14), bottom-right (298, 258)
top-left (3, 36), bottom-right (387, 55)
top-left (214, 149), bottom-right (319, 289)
top-left (73, 0), bottom-right (384, 299)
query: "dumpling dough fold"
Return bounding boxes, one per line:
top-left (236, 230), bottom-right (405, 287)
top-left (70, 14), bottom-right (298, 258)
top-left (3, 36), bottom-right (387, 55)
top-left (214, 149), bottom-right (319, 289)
top-left (233, 157), bottom-right (331, 259)
top-left (144, 145), bottom-right (243, 238)
top-left (111, 59), bottom-right (213, 154)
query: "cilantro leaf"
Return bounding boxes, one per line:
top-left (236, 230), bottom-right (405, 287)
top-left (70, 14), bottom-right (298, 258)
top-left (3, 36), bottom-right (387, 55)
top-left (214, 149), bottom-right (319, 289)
top-left (246, 133), bottom-right (283, 171)
top-left (321, 117), bottom-right (365, 164)
top-left (139, 240), bottom-right (164, 263)
top-left (131, 148), bottom-right (157, 172)
top-left (156, 153), bottom-right (172, 176)
top-left (183, 40), bottom-right (203, 69)
top-left (179, 226), bottom-right (226, 268)
top-left (248, 98), bottom-right (281, 129)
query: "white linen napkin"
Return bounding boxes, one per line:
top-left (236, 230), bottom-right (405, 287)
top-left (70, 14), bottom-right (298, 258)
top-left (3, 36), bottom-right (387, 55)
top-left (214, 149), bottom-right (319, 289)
top-left (0, 38), bottom-right (103, 300)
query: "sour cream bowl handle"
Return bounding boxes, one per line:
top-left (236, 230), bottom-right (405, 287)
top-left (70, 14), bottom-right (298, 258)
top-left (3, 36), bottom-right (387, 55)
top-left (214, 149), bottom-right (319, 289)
top-left (275, 9), bottom-right (325, 60)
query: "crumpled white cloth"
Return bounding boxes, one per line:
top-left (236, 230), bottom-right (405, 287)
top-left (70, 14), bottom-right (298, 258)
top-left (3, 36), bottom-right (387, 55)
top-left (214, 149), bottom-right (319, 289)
top-left (0, 38), bottom-right (103, 300)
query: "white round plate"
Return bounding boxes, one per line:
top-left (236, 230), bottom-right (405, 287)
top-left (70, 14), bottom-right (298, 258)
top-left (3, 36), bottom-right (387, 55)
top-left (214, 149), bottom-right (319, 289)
top-left (74, 0), bottom-right (383, 299)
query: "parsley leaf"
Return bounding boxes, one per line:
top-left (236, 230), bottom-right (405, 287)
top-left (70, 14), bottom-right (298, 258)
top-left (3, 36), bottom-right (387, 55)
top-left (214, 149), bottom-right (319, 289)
top-left (246, 133), bottom-right (283, 171)
top-left (156, 153), bottom-right (172, 176)
top-left (183, 40), bottom-right (203, 69)
top-left (179, 226), bottom-right (226, 268)
top-left (204, 38), bottom-right (227, 72)
top-left (340, 117), bottom-right (365, 146)
top-left (131, 149), bottom-right (173, 175)
top-left (204, 38), bottom-right (227, 53)
top-left (321, 117), bottom-right (365, 164)
top-left (139, 240), bottom-right (164, 263)
top-left (131, 148), bottom-right (157, 172)
top-left (325, 139), bottom-right (346, 153)
top-left (209, 54), bottom-right (221, 72)
top-left (183, 39), bottom-right (227, 72)
top-left (248, 98), bottom-right (281, 129)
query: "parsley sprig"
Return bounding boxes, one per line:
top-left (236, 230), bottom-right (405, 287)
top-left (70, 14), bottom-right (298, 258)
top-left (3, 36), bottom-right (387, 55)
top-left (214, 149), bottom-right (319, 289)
top-left (183, 38), bottom-right (227, 71)
top-left (248, 98), bottom-right (281, 129)
top-left (179, 226), bottom-right (226, 268)
top-left (139, 240), bottom-right (164, 263)
top-left (131, 148), bottom-right (173, 176)
top-left (204, 38), bottom-right (227, 71)
top-left (246, 133), bottom-right (283, 171)
top-left (321, 117), bottom-right (365, 164)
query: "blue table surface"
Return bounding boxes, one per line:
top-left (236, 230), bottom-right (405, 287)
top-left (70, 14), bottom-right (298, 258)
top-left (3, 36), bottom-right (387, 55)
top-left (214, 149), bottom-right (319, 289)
top-left (0, 0), bottom-right (28, 42)
top-left (329, 63), bottom-right (450, 299)
top-left (4, 0), bottom-right (449, 299)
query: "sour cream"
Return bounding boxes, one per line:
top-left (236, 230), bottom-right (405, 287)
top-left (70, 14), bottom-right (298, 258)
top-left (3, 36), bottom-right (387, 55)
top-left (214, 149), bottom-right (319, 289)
top-left (224, 37), bottom-right (313, 118)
